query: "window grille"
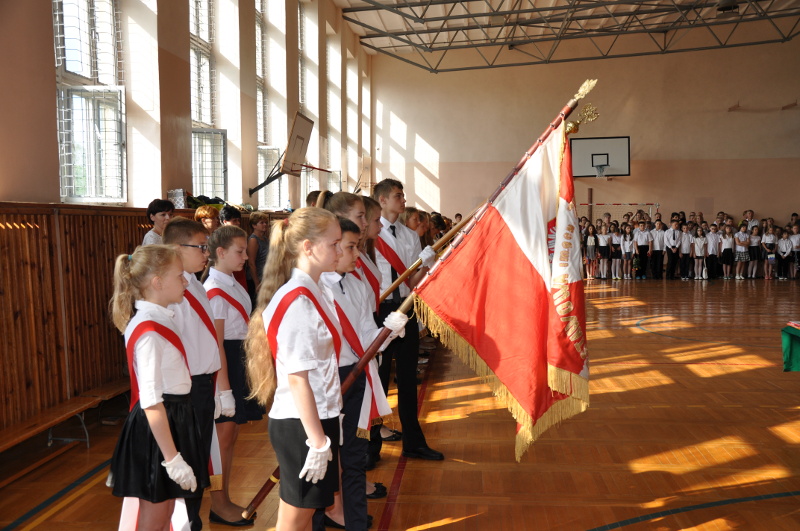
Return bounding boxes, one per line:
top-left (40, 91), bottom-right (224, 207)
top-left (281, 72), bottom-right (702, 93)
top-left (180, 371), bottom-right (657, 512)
top-left (190, 0), bottom-right (214, 126)
top-left (192, 129), bottom-right (227, 199)
top-left (190, 0), bottom-right (212, 43)
top-left (298, 2), bottom-right (306, 111)
top-left (57, 86), bottom-right (126, 200)
top-left (257, 147), bottom-right (286, 210)
top-left (328, 171), bottom-right (342, 193)
top-left (53, 0), bottom-right (125, 202)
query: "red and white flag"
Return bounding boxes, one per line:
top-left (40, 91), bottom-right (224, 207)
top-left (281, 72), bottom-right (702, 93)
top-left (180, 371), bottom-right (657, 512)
top-left (414, 121), bottom-right (589, 460)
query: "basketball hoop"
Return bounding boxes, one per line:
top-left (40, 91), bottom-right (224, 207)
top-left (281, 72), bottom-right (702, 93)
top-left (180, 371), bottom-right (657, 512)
top-left (594, 164), bottom-right (609, 180)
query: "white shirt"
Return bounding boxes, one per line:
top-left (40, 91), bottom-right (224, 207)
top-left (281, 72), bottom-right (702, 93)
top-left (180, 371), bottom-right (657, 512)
top-left (204, 268), bottom-right (252, 340)
top-left (634, 230), bottom-right (653, 246)
top-left (170, 272), bottom-right (221, 376)
top-left (777, 238), bottom-right (793, 256)
top-left (375, 217), bottom-right (422, 299)
top-left (762, 234), bottom-right (776, 246)
top-left (734, 232), bottom-right (749, 252)
top-left (142, 230), bottom-right (162, 246)
top-left (650, 229), bottom-right (666, 251)
top-left (721, 235), bottom-right (734, 250)
top-left (330, 272), bottom-right (383, 367)
top-left (621, 237), bottom-right (635, 253)
top-left (790, 233), bottom-right (800, 250)
top-left (678, 232), bottom-right (693, 254)
top-left (749, 234), bottom-right (762, 247)
top-left (693, 237), bottom-right (707, 257)
top-left (125, 301), bottom-right (192, 409)
top-left (265, 269), bottom-right (342, 420)
top-left (664, 227), bottom-right (681, 248)
top-left (597, 233), bottom-right (612, 247)
top-left (706, 231), bottom-right (721, 255)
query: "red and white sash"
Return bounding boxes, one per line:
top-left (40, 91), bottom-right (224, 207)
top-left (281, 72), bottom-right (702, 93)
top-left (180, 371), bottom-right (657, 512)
top-left (356, 257), bottom-right (381, 310)
top-left (266, 287), bottom-right (341, 362)
top-left (333, 302), bottom-right (392, 437)
top-left (126, 321), bottom-right (188, 411)
top-left (184, 289), bottom-right (218, 342)
top-left (375, 236), bottom-right (411, 287)
top-left (207, 288), bottom-right (250, 324)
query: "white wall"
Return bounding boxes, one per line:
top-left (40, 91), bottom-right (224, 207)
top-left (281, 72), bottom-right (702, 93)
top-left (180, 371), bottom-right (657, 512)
top-left (371, 38), bottom-right (800, 222)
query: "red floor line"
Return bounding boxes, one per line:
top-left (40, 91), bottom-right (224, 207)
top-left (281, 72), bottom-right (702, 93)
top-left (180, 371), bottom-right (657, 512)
top-left (377, 357), bottom-right (434, 531)
top-left (600, 361), bottom-right (778, 367)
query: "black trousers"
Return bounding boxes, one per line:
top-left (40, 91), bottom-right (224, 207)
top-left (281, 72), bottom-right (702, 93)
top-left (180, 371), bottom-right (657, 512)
top-left (666, 248), bottom-right (679, 279)
top-left (706, 254), bottom-right (718, 279)
top-left (374, 301), bottom-right (426, 453)
top-left (650, 250), bottom-right (663, 279)
top-left (636, 245), bottom-right (649, 277)
top-left (313, 365), bottom-right (369, 531)
top-left (186, 374), bottom-right (215, 531)
top-left (679, 254), bottom-right (692, 278)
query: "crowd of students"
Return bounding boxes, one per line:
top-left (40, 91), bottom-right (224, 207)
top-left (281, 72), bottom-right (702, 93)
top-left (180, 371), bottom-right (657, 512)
top-left (580, 209), bottom-right (800, 282)
top-left (111, 182), bottom-right (445, 530)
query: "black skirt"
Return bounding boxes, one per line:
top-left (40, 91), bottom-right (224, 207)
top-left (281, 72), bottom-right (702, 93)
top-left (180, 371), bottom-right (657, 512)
top-left (216, 339), bottom-right (265, 425)
top-left (598, 246), bottom-right (610, 259)
top-left (269, 416), bottom-right (340, 509)
top-left (110, 394), bottom-right (210, 502)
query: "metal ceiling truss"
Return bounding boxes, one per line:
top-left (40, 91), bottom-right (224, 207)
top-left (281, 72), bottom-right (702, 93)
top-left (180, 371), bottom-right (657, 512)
top-left (341, 0), bottom-right (800, 72)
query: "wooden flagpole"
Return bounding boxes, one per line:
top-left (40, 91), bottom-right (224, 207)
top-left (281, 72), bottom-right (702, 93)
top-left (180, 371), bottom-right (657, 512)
top-left (241, 79), bottom-right (597, 520)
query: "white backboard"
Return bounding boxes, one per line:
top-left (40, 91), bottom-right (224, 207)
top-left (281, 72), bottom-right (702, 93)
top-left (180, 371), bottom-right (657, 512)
top-left (570, 136), bottom-right (630, 177)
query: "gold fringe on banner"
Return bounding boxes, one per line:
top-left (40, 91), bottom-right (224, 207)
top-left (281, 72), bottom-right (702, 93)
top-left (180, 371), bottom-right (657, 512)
top-left (548, 365), bottom-right (590, 406)
top-left (415, 295), bottom-right (589, 461)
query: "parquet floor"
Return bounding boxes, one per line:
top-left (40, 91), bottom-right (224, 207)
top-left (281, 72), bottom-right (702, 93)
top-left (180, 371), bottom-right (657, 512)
top-left (1, 279), bottom-right (798, 530)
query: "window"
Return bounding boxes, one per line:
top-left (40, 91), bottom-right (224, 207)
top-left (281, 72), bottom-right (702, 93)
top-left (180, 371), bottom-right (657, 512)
top-left (258, 147), bottom-right (288, 210)
top-left (53, 0), bottom-right (125, 202)
top-left (190, 0), bottom-right (225, 198)
top-left (192, 129), bottom-right (227, 200)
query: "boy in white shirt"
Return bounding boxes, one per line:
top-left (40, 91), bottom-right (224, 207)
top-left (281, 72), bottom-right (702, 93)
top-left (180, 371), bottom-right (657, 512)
top-left (370, 179), bottom-right (443, 465)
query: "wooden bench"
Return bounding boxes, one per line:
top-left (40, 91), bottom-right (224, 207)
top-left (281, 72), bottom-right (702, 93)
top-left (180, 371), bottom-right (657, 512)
top-left (0, 378), bottom-right (130, 454)
top-left (0, 397), bottom-right (101, 455)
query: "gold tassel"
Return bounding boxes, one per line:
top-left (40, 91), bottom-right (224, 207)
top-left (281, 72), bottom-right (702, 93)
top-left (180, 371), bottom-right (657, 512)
top-left (356, 427), bottom-right (372, 440)
top-left (548, 364), bottom-right (590, 405)
top-left (208, 474), bottom-right (223, 491)
top-left (415, 296), bottom-right (589, 462)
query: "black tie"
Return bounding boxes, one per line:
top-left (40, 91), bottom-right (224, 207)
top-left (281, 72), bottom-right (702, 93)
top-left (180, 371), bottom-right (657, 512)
top-left (389, 226), bottom-right (401, 302)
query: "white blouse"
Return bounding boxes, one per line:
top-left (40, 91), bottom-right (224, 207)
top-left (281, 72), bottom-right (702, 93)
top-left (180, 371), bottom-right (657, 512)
top-left (204, 267), bottom-right (252, 340)
top-left (265, 269), bottom-right (342, 421)
top-left (170, 272), bottom-right (221, 376)
top-left (125, 301), bottom-right (191, 409)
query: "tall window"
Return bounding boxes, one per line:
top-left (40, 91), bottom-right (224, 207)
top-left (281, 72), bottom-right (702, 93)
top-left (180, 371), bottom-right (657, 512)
top-left (190, 0), bottom-right (225, 198)
top-left (256, 0), bottom-right (285, 210)
top-left (53, 0), bottom-right (125, 202)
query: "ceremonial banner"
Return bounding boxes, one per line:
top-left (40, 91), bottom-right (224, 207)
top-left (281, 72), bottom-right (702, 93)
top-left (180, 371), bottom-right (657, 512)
top-left (414, 121), bottom-right (589, 460)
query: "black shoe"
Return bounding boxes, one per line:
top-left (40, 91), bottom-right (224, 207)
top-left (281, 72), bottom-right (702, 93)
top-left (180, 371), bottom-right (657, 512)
top-left (381, 428), bottom-right (402, 442)
top-left (366, 482), bottom-right (388, 499)
top-left (209, 510), bottom-right (256, 527)
top-left (402, 446), bottom-right (444, 460)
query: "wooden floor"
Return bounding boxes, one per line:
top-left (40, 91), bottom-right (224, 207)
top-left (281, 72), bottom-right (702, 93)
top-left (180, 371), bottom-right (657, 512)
top-left (2, 279), bottom-right (799, 530)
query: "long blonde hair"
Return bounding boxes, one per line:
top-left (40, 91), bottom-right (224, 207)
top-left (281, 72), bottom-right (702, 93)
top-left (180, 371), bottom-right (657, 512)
top-left (109, 245), bottom-right (181, 332)
top-left (245, 207), bottom-right (338, 406)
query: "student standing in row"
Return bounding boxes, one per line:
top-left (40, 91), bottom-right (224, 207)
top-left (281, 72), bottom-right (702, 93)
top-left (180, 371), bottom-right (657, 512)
top-left (776, 229), bottom-right (794, 280)
top-left (691, 227), bottom-right (707, 281)
top-left (633, 220), bottom-right (653, 279)
top-left (664, 220), bottom-right (681, 280)
top-left (705, 224), bottom-right (721, 279)
top-left (734, 224), bottom-right (751, 280)
top-left (747, 226), bottom-right (762, 279)
top-left (649, 220), bottom-right (665, 280)
top-left (108, 245), bottom-right (209, 528)
top-left (245, 208), bottom-right (344, 531)
top-left (164, 218), bottom-right (237, 529)
top-left (761, 225), bottom-right (777, 280)
top-left (678, 223), bottom-right (693, 280)
top-left (371, 179), bottom-right (443, 464)
top-left (720, 225), bottom-right (735, 279)
top-left (204, 226), bottom-right (263, 526)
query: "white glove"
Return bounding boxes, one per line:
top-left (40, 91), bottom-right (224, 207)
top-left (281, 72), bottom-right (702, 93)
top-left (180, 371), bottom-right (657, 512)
top-left (383, 311), bottom-right (408, 336)
top-left (380, 312), bottom-right (408, 351)
top-left (419, 246), bottom-right (437, 268)
top-left (217, 389), bottom-right (236, 417)
top-left (161, 452), bottom-right (197, 492)
top-left (299, 436), bottom-right (332, 484)
top-left (213, 394), bottom-right (221, 419)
